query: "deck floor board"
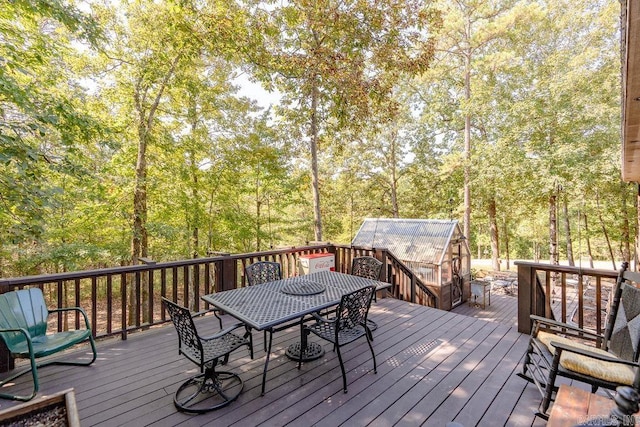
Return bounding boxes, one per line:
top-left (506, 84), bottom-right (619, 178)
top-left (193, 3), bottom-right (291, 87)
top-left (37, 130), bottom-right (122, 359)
top-left (0, 296), bottom-right (547, 426)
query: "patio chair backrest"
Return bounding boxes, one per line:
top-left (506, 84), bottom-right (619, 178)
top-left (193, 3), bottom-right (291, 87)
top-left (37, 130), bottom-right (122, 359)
top-left (162, 298), bottom-right (203, 365)
top-left (351, 256), bottom-right (383, 281)
top-left (607, 270), bottom-right (640, 362)
top-left (245, 261), bottom-right (282, 286)
top-left (335, 285), bottom-right (375, 335)
top-left (0, 288), bottom-right (49, 352)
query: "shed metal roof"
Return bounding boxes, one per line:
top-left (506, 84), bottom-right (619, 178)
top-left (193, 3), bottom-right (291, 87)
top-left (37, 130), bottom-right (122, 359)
top-left (351, 218), bottom-right (464, 265)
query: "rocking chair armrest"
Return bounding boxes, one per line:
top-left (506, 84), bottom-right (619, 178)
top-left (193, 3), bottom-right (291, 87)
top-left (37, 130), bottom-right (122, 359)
top-left (531, 315), bottom-right (601, 340)
top-left (0, 327), bottom-right (35, 355)
top-left (200, 322), bottom-right (249, 341)
top-left (49, 306), bottom-right (92, 330)
top-left (551, 340), bottom-right (638, 367)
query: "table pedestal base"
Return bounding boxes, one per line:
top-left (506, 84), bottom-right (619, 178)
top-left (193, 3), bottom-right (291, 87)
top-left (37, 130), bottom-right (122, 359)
top-left (285, 342), bottom-right (324, 361)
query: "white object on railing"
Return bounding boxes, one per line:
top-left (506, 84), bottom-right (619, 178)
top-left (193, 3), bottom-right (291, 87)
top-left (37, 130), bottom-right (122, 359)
top-left (298, 253), bottom-right (335, 275)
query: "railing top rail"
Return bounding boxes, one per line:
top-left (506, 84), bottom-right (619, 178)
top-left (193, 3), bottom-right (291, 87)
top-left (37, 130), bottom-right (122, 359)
top-left (0, 244), bottom-right (336, 287)
top-left (514, 261), bottom-right (618, 278)
top-left (385, 251), bottom-right (438, 301)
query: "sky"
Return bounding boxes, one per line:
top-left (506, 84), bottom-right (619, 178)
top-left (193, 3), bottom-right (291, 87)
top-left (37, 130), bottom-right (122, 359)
top-left (234, 74), bottom-right (282, 109)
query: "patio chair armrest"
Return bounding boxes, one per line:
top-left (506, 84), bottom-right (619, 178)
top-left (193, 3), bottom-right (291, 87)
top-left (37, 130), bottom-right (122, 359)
top-left (309, 312), bottom-right (336, 325)
top-left (531, 315), bottom-right (601, 340)
top-left (49, 306), bottom-right (92, 330)
top-left (0, 327), bottom-right (35, 356)
top-left (530, 314), bottom-right (578, 330)
top-left (551, 340), bottom-right (638, 367)
top-left (201, 322), bottom-right (249, 340)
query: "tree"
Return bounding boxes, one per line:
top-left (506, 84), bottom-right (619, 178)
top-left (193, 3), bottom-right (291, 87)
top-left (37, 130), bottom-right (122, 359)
top-left (1, 1), bottom-right (94, 241)
top-left (421, 0), bottom-right (533, 242)
top-left (0, 0), bottom-right (106, 275)
top-left (508, 0), bottom-right (622, 266)
top-left (245, 0), bottom-right (439, 241)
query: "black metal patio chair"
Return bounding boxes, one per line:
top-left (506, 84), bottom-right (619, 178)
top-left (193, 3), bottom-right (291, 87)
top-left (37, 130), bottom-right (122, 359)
top-left (351, 256), bottom-right (383, 282)
top-left (351, 256), bottom-right (383, 336)
top-left (162, 298), bottom-right (252, 413)
top-left (298, 285), bottom-right (377, 393)
top-left (245, 261), bottom-right (283, 349)
top-left (519, 261), bottom-right (640, 419)
top-left (245, 261), bottom-right (282, 286)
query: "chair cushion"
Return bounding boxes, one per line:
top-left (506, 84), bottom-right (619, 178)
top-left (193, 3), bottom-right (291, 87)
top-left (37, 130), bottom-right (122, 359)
top-left (538, 331), bottom-right (636, 385)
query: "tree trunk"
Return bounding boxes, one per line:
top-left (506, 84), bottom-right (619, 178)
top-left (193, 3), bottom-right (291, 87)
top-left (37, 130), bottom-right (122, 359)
top-left (130, 52), bottom-right (182, 324)
top-left (130, 120), bottom-right (149, 324)
top-left (132, 129), bottom-right (148, 265)
top-left (463, 50), bottom-right (471, 242)
top-left (549, 193), bottom-right (558, 266)
top-left (550, 193), bottom-right (558, 289)
top-left (562, 193), bottom-right (574, 266)
top-left (208, 187), bottom-right (215, 252)
top-left (256, 177), bottom-right (262, 251)
top-left (309, 76), bottom-right (323, 241)
top-left (188, 110), bottom-right (200, 260)
top-left (188, 130), bottom-right (199, 311)
top-left (596, 191), bottom-right (616, 269)
top-left (390, 128), bottom-right (399, 218)
top-left (583, 213), bottom-right (595, 268)
top-left (503, 218), bottom-right (510, 270)
top-left (488, 198), bottom-right (500, 271)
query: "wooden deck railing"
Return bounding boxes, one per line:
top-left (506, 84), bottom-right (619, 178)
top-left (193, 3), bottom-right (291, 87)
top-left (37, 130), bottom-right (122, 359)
top-left (515, 261), bottom-right (619, 335)
top-left (0, 244), bottom-right (436, 363)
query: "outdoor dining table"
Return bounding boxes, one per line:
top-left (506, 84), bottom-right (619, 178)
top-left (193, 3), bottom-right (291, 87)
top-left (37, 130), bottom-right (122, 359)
top-left (201, 270), bottom-right (392, 395)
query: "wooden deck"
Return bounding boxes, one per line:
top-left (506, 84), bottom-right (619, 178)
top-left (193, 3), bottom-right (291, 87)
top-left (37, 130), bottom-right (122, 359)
top-left (0, 297), bottom-right (548, 426)
top-left (451, 292), bottom-right (519, 328)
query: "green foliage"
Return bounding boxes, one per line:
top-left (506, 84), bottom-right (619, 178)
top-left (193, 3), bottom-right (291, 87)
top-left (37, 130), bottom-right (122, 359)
top-left (0, 0), bottom-right (630, 277)
top-left (0, 0), bottom-right (107, 266)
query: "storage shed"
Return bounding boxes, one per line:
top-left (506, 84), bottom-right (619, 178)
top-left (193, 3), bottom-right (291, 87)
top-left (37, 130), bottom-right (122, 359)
top-left (351, 218), bottom-right (471, 310)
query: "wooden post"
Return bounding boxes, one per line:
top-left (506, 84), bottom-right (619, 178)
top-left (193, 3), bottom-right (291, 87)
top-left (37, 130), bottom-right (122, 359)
top-left (378, 249), bottom-right (388, 282)
top-left (517, 263), bottom-right (533, 334)
top-left (0, 339), bottom-right (13, 373)
top-left (410, 274), bottom-right (416, 303)
top-left (219, 256), bottom-right (237, 292)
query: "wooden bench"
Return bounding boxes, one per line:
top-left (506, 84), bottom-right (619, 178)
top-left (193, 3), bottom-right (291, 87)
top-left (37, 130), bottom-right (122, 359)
top-left (0, 288), bottom-right (97, 401)
top-left (547, 385), bottom-right (637, 427)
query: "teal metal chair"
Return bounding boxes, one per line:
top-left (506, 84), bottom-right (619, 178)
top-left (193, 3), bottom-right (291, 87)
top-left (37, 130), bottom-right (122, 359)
top-left (0, 287), bottom-right (97, 401)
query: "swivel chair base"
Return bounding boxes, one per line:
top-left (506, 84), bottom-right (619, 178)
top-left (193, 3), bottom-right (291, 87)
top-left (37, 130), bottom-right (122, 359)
top-left (174, 368), bottom-right (243, 413)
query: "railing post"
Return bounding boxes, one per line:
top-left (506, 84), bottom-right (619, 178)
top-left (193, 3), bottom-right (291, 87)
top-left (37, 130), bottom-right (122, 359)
top-left (410, 274), bottom-right (416, 303)
top-left (325, 244), bottom-right (342, 275)
top-left (218, 255), bottom-right (236, 292)
top-left (377, 249), bottom-right (388, 282)
top-left (0, 287), bottom-right (13, 372)
top-left (0, 339), bottom-right (14, 373)
top-left (517, 263), bottom-right (534, 334)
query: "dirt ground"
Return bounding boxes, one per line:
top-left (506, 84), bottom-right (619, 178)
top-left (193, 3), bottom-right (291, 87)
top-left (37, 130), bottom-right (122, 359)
top-left (470, 258), bottom-right (618, 272)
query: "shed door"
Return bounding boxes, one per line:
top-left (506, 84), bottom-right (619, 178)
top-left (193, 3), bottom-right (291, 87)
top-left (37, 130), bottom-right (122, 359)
top-left (450, 241), bottom-right (467, 307)
top-left (451, 255), bottom-right (462, 306)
